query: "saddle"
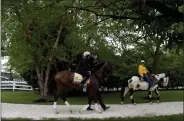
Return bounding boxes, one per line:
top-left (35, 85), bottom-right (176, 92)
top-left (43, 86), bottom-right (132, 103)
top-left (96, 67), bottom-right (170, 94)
top-left (73, 73), bottom-right (83, 83)
top-left (73, 73), bottom-right (90, 86)
top-left (139, 77), bottom-right (144, 82)
top-left (138, 75), bottom-right (158, 85)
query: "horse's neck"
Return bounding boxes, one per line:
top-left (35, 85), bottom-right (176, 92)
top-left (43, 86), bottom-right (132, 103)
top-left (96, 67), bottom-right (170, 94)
top-left (97, 62), bottom-right (107, 73)
top-left (156, 73), bottom-right (165, 81)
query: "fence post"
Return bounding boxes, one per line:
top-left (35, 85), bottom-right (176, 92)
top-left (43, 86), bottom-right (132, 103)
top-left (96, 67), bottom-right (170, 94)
top-left (13, 81), bottom-right (15, 91)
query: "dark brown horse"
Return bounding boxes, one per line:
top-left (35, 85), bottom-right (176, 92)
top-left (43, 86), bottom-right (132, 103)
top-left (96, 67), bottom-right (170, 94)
top-left (52, 61), bottom-right (112, 113)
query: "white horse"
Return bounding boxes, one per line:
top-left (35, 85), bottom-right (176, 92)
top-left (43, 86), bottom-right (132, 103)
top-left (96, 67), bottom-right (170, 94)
top-left (120, 73), bottom-right (169, 104)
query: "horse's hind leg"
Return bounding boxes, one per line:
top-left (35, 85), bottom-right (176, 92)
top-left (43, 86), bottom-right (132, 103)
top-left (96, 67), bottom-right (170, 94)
top-left (60, 91), bottom-right (72, 113)
top-left (154, 87), bottom-right (160, 103)
top-left (121, 87), bottom-right (130, 104)
top-left (53, 93), bottom-right (59, 114)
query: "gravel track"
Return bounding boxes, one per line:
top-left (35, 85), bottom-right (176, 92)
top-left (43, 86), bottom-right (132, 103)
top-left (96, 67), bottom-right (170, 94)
top-left (2, 102), bottom-right (183, 120)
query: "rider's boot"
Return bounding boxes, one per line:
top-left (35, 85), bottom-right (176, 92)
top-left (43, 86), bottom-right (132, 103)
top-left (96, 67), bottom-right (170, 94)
top-left (80, 77), bottom-right (88, 85)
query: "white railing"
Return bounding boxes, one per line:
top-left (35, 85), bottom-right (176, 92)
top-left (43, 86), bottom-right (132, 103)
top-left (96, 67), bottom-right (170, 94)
top-left (1, 81), bottom-right (33, 91)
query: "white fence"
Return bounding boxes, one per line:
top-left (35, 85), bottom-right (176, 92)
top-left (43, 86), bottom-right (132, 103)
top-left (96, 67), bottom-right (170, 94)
top-left (1, 81), bottom-right (33, 91)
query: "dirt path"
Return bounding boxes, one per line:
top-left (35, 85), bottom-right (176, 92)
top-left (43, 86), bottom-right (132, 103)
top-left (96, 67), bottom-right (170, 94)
top-left (2, 102), bottom-right (183, 120)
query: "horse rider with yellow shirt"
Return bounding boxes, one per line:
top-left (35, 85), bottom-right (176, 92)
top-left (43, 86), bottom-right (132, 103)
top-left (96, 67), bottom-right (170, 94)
top-left (138, 60), bottom-right (153, 90)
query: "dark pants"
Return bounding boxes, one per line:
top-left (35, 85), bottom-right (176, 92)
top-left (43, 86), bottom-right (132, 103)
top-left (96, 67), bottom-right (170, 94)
top-left (143, 74), bottom-right (153, 86)
top-left (81, 72), bottom-right (90, 84)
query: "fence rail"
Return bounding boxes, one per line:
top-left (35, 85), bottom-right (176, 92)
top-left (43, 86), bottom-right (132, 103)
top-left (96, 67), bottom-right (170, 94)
top-left (1, 81), bottom-right (33, 91)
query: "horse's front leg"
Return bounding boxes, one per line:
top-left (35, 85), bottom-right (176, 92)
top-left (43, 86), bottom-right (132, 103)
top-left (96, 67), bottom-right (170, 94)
top-left (154, 87), bottom-right (160, 103)
top-left (94, 98), bottom-right (102, 113)
top-left (121, 87), bottom-right (130, 104)
top-left (79, 86), bottom-right (94, 113)
top-left (148, 90), bottom-right (153, 104)
top-left (79, 96), bottom-right (92, 113)
top-left (130, 88), bottom-right (136, 105)
top-left (97, 90), bottom-right (110, 111)
top-left (93, 87), bottom-right (102, 113)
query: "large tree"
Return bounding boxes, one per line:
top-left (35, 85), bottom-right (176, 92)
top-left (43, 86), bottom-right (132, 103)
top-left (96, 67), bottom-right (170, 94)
top-left (1, 0), bottom-right (86, 98)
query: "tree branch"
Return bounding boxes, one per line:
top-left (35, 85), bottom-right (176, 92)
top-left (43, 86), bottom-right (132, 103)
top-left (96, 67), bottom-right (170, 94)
top-left (64, 6), bottom-right (140, 20)
top-left (86, 17), bottom-right (109, 30)
top-left (145, 0), bottom-right (183, 22)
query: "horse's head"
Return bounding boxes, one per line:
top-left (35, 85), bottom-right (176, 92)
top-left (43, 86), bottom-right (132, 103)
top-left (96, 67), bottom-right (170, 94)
top-left (154, 73), bottom-right (169, 87)
top-left (103, 61), bottom-right (113, 77)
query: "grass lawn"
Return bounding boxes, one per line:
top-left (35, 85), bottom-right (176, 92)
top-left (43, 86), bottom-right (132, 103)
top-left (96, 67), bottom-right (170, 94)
top-left (1, 90), bottom-right (183, 105)
top-left (1, 114), bottom-right (183, 121)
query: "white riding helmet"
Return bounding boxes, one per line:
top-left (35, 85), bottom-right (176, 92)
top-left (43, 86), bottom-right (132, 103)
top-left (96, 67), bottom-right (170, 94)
top-left (141, 60), bottom-right (145, 63)
top-left (83, 51), bottom-right (91, 58)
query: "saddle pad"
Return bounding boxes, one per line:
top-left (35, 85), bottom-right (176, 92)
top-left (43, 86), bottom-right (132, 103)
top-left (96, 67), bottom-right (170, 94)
top-left (139, 77), bottom-right (144, 81)
top-left (74, 73), bottom-right (83, 83)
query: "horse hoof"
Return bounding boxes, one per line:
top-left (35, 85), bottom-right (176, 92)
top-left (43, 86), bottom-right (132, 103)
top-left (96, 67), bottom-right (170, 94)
top-left (104, 106), bottom-right (110, 111)
top-left (79, 110), bottom-right (82, 113)
top-left (121, 102), bottom-right (123, 104)
top-left (55, 111), bottom-right (59, 114)
top-left (87, 107), bottom-right (94, 111)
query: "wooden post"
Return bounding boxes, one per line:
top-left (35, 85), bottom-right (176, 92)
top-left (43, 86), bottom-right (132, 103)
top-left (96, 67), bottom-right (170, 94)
top-left (13, 81), bottom-right (15, 91)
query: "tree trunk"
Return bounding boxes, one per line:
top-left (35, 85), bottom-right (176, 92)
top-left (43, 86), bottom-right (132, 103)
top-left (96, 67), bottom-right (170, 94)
top-left (36, 67), bottom-right (45, 98)
top-left (152, 39), bottom-right (161, 73)
top-left (34, 22), bottom-right (63, 99)
top-left (43, 64), bottom-right (51, 97)
top-left (42, 21), bottom-right (63, 97)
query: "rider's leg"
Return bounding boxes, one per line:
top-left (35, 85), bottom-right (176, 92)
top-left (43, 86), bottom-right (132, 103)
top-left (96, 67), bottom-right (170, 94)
top-left (143, 74), bottom-right (153, 89)
top-left (81, 72), bottom-right (90, 84)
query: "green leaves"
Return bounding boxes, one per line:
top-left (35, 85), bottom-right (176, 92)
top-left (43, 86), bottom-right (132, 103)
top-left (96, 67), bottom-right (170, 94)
top-left (2, 0), bottom-right (183, 89)
top-left (178, 5), bottom-right (184, 13)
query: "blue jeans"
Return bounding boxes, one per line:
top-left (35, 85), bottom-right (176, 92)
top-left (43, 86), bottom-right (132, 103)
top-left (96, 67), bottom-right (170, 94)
top-left (143, 74), bottom-right (153, 86)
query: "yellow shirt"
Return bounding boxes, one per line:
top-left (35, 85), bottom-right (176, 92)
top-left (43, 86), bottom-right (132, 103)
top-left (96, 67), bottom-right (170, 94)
top-left (138, 64), bottom-right (148, 77)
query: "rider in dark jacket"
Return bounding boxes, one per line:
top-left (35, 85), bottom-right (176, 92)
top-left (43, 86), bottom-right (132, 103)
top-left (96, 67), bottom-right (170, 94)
top-left (75, 51), bottom-right (93, 85)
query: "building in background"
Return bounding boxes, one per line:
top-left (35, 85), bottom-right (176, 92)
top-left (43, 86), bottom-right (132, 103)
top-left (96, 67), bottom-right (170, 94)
top-left (1, 57), bottom-right (24, 81)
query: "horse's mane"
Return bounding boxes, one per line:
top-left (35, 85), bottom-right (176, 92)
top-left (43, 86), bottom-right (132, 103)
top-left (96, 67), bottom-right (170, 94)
top-left (93, 61), bottom-right (105, 71)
